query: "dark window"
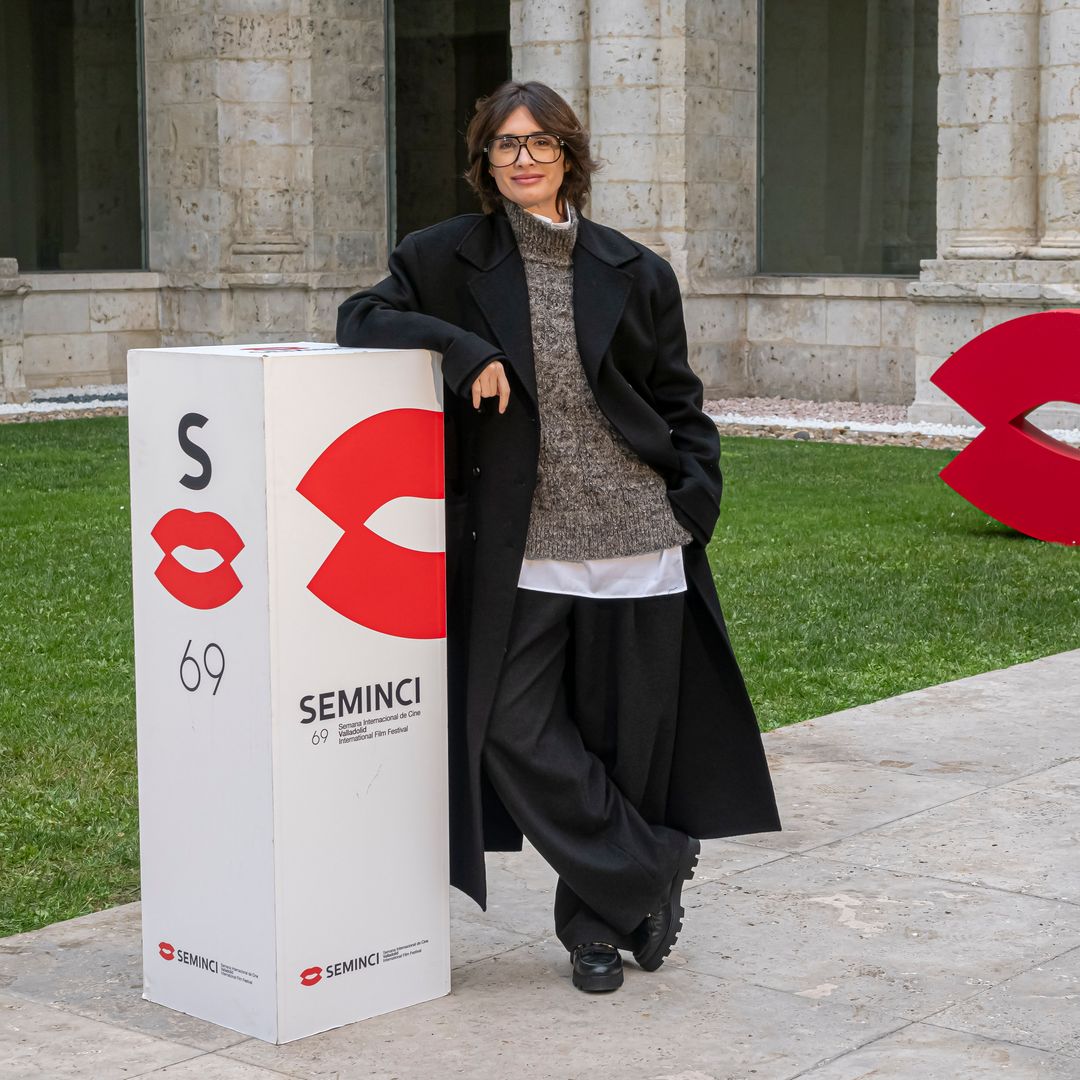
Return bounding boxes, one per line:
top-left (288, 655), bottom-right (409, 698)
top-left (390, 0), bottom-right (510, 243)
top-left (0, 0), bottom-right (144, 271)
top-left (759, 0), bottom-right (937, 275)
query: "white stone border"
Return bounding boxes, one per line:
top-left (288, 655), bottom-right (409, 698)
top-left (707, 411), bottom-right (1080, 446)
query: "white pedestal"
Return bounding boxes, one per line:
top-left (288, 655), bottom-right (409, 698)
top-left (127, 342), bottom-right (449, 1044)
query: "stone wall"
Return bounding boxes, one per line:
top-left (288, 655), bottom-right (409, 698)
top-left (21, 272), bottom-right (163, 388)
top-left (908, 0), bottom-right (1080, 429)
top-left (0, 259), bottom-right (29, 403)
top-left (143, 0), bottom-right (385, 347)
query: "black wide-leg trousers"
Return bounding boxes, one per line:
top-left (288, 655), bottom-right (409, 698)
top-left (480, 586), bottom-right (690, 953)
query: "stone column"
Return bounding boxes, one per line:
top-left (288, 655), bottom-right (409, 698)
top-left (938, 0), bottom-right (1040, 257)
top-left (586, 0), bottom-right (665, 251)
top-left (1031, 0), bottom-right (1080, 257)
top-left (510, 0), bottom-right (589, 122)
top-left (0, 258), bottom-right (29, 404)
top-left (143, 0), bottom-right (386, 345)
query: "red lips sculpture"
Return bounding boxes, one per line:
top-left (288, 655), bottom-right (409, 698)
top-left (298, 408), bottom-right (446, 639)
top-left (931, 310), bottom-right (1080, 545)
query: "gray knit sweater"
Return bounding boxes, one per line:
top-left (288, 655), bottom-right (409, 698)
top-left (502, 196), bottom-right (692, 560)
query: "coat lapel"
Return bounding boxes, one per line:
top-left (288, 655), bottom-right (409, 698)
top-left (572, 241), bottom-right (634, 392)
top-left (460, 214), bottom-right (537, 408)
top-left (457, 209), bottom-right (641, 406)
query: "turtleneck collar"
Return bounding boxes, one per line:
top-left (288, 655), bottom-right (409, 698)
top-left (501, 195), bottom-right (578, 267)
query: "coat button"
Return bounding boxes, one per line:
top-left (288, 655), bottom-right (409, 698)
top-left (472, 465), bottom-right (481, 477)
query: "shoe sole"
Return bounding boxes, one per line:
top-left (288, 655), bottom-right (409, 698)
top-left (572, 967), bottom-right (624, 992)
top-left (635, 836), bottom-right (701, 972)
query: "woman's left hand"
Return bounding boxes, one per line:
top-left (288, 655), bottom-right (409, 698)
top-left (471, 359), bottom-right (511, 413)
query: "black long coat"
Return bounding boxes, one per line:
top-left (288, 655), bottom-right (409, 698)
top-left (336, 207), bottom-right (781, 910)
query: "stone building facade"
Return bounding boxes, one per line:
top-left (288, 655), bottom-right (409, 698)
top-left (1, 0), bottom-right (1078, 432)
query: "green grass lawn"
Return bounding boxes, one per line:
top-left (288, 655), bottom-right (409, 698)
top-left (1, 417), bottom-right (1078, 935)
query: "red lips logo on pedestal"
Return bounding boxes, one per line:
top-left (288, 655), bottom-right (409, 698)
top-left (299, 966), bottom-right (323, 987)
top-left (931, 309), bottom-right (1080, 545)
top-left (151, 508), bottom-right (246, 608)
top-left (159, 941), bottom-right (176, 961)
top-left (298, 408), bottom-right (446, 639)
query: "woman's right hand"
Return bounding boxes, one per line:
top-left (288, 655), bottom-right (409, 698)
top-left (471, 359), bottom-right (511, 413)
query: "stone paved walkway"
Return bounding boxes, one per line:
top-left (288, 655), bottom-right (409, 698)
top-left (2, 650), bottom-right (1079, 1079)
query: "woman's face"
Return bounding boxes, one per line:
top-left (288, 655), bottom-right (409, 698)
top-left (487, 105), bottom-right (570, 221)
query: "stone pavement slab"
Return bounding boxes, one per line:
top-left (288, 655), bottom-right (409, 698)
top-left (1, 650), bottom-right (1078, 1079)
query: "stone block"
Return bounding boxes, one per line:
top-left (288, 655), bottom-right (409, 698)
top-left (745, 342), bottom-right (858, 400)
top-left (107, 331), bottom-right (164, 379)
top-left (89, 291), bottom-right (161, 333)
top-left (689, 0), bottom-right (755, 44)
top-left (683, 295), bottom-right (746, 344)
top-left (144, 59), bottom-right (215, 106)
top-left (593, 135), bottom-right (661, 183)
top-left (658, 181), bottom-right (686, 229)
top-left (683, 36), bottom-right (719, 88)
top-left (144, 14), bottom-right (214, 62)
top-left (311, 101), bottom-right (382, 147)
top-left (956, 69), bottom-right (1038, 125)
top-left (0, 295), bottom-right (23, 342)
top-left (212, 14), bottom-right (304, 61)
top-left (589, 85), bottom-right (660, 135)
top-left (518, 0), bottom-right (587, 41)
top-left (239, 145), bottom-right (297, 188)
top-left (658, 84), bottom-right (686, 134)
top-left (146, 102), bottom-right (219, 150)
top-left (826, 298), bottom-right (882, 347)
top-left (589, 38), bottom-right (661, 87)
top-left (231, 286), bottom-right (308, 335)
top-left (1038, 65), bottom-right (1080, 123)
top-left (659, 0), bottom-right (686, 38)
top-left (981, 303), bottom-right (1055, 331)
top-left (511, 41), bottom-right (589, 92)
top-left (881, 300), bottom-right (915, 348)
top-left (23, 293), bottom-right (90, 336)
top-left (1044, 4), bottom-right (1080, 67)
top-left (959, 0), bottom-right (1038, 13)
top-left (686, 181), bottom-right (752, 231)
top-left (685, 87), bottom-right (745, 137)
top-left (173, 288), bottom-right (233, 336)
top-left (147, 147), bottom-right (218, 189)
top-left (656, 133), bottom-right (688, 183)
top-left (219, 102), bottom-right (293, 146)
top-left (714, 40), bottom-right (756, 92)
top-left (746, 296), bottom-right (827, 346)
top-left (217, 59), bottom-right (294, 104)
top-left (855, 346), bottom-right (916, 405)
top-left (689, 341), bottom-right (750, 396)
top-left (23, 332), bottom-right (111, 381)
top-left (957, 11), bottom-right (1039, 71)
top-left (1, 344), bottom-right (27, 401)
top-left (591, 180), bottom-right (660, 232)
top-left (685, 135), bottom-right (742, 183)
top-left (914, 301), bottom-right (984, 358)
top-left (958, 120), bottom-right (1038, 177)
top-left (589, 0), bottom-right (661, 39)
top-left (687, 227), bottom-right (755, 286)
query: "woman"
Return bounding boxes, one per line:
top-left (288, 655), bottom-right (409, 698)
top-left (337, 81), bottom-right (781, 993)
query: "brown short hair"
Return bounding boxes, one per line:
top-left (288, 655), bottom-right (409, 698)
top-left (464, 81), bottom-right (599, 215)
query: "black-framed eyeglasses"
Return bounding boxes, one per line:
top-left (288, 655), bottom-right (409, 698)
top-left (484, 132), bottom-right (565, 167)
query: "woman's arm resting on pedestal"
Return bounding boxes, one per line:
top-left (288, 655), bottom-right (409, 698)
top-left (336, 231), bottom-right (505, 401)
